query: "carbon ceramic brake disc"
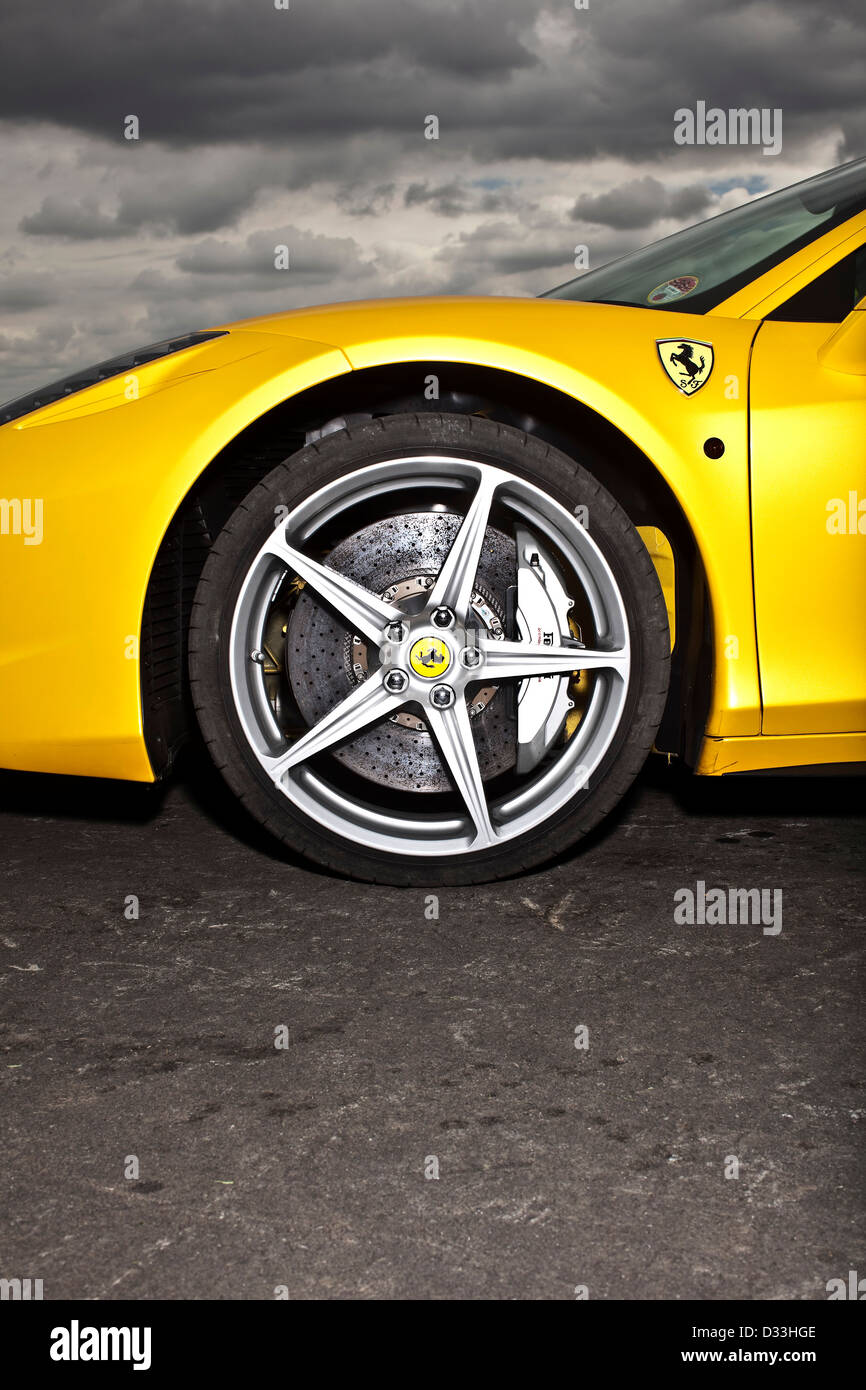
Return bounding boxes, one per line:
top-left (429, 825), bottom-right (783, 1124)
top-left (286, 511), bottom-right (517, 791)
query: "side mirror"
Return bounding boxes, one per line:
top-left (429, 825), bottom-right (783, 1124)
top-left (818, 297), bottom-right (866, 376)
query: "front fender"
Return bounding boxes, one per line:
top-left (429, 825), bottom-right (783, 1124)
top-left (289, 296), bottom-right (761, 741)
top-left (0, 329), bottom-right (350, 778)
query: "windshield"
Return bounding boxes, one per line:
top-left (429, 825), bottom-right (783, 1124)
top-left (543, 158), bottom-right (866, 314)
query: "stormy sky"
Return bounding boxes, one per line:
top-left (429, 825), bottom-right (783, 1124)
top-left (0, 0), bottom-right (863, 398)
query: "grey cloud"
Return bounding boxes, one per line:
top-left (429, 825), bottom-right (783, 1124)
top-left (115, 155), bottom-right (300, 236)
top-left (0, 320), bottom-right (79, 397)
top-left (479, 188), bottom-right (520, 213)
top-left (440, 219), bottom-right (588, 282)
top-left (17, 160), bottom-right (279, 241)
top-left (174, 226), bottom-right (374, 285)
top-left (336, 183), bottom-right (396, 217)
top-left (19, 150), bottom-right (339, 241)
top-left (116, 180), bottom-right (265, 237)
top-left (404, 180), bottom-right (522, 218)
top-left (0, 274), bottom-right (59, 311)
top-left (20, 196), bottom-right (129, 239)
top-left (404, 182), bottom-right (468, 217)
top-left (572, 176), bottom-right (712, 229)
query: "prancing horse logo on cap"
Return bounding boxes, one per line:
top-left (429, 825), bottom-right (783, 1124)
top-left (409, 637), bottom-right (451, 678)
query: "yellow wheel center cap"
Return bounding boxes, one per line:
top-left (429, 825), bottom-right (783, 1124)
top-left (409, 636), bottom-right (451, 679)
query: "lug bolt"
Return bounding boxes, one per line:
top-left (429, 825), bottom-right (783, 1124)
top-left (460, 646), bottom-right (482, 668)
top-left (432, 607), bottom-right (454, 628)
top-left (430, 684), bottom-right (455, 708)
top-left (384, 669), bottom-right (409, 694)
top-left (386, 621), bottom-right (407, 643)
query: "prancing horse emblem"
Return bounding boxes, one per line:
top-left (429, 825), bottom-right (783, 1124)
top-left (656, 338), bottom-right (714, 396)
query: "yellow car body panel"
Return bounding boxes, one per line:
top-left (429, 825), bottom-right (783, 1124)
top-left (0, 203), bottom-right (864, 785)
top-left (0, 331), bottom-right (351, 778)
top-left (750, 320), bottom-right (866, 735)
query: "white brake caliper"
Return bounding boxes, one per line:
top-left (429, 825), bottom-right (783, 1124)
top-left (514, 526), bottom-right (580, 773)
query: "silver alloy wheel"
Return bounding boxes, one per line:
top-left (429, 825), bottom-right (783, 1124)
top-left (228, 455), bottom-right (631, 858)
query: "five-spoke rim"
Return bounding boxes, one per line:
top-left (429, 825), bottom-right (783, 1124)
top-left (228, 455), bottom-right (631, 858)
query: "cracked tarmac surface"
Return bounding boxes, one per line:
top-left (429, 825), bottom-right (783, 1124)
top-left (1, 754), bottom-right (863, 1299)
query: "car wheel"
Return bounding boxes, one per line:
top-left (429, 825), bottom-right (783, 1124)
top-left (188, 412), bottom-right (670, 885)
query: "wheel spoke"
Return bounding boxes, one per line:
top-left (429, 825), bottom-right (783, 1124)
top-left (264, 673), bottom-right (404, 780)
top-left (477, 636), bottom-right (629, 682)
top-left (264, 531), bottom-right (403, 644)
top-left (427, 700), bottom-right (497, 849)
top-left (427, 472), bottom-right (498, 621)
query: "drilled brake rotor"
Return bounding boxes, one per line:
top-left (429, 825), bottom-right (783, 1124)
top-left (286, 511), bottom-right (517, 792)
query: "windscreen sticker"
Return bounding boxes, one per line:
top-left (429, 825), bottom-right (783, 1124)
top-left (647, 274), bottom-right (699, 305)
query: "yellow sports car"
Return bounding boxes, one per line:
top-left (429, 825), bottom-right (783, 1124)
top-left (1, 159), bottom-right (864, 884)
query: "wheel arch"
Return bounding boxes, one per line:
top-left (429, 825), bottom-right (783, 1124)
top-left (140, 361), bottom-right (711, 777)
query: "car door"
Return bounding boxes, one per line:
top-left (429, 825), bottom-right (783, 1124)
top-left (749, 240), bottom-right (866, 736)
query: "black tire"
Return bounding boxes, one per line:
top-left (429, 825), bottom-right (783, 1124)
top-left (188, 412), bottom-right (670, 885)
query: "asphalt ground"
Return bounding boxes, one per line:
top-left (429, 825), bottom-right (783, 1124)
top-left (1, 752), bottom-right (863, 1300)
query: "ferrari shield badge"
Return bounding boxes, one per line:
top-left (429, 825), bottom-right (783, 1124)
top-left (656, 338), bottom-right (714, 396)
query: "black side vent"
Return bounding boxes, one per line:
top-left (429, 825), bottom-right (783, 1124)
top-left (0, 331), bottom-right (227, 426)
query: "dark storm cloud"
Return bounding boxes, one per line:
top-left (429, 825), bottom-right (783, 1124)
top-left (0, 0), bottom-right (863, 163)
top-left (572, 176), bottom-right (712, 230)
top-left (0, 0), bottom-right (536, 143)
